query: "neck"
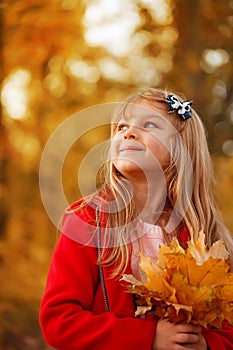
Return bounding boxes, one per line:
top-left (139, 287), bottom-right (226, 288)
top-left (132, 180), bottom-right (168, 225)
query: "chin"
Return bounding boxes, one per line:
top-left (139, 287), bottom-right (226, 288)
top-left (114, 160), bottom-right (141, 174)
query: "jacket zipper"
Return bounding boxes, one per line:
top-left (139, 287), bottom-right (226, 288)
top-left (96, 207), bottom-right (110, 312)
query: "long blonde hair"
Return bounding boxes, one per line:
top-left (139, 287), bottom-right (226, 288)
top-left (86, 88), bottom-right (233, 274)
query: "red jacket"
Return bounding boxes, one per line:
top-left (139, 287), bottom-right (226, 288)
top-left (40, 200), bottom-right (233, 350)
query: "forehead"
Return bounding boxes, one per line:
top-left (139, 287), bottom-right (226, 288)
top-left (114, 98), bottom-right (175, 124)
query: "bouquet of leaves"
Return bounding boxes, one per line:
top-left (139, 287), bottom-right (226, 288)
top-left (122, 231), bottom-right (233, 328)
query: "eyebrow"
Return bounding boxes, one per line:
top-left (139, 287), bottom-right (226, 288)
top-left (117, 113), bottom-right (166, 123)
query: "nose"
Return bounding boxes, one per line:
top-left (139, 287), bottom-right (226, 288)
top-left (123, 125), bottom-right (139, 139)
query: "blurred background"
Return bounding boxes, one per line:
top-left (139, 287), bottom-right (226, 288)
top-left (0, 0), bottom-right (233, 348)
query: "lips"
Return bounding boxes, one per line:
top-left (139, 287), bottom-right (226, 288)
top-left (120, 147), bottom-right (142, 151)
top-left (119, 143), bottom-right (144, 152)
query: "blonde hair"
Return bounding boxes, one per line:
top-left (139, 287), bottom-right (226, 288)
top-left (84, 88), bottom-right (233, 274)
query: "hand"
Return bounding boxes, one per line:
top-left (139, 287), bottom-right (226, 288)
top-left (152, 319), bottom-right (207, 350)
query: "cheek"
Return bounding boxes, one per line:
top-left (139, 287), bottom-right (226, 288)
top-left (110, 138), bottom-right (120, 160)
top-left (149, 137), bottom-right (171, 163)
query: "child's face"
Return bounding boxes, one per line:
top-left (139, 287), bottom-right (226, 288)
top-left (111, 99), bottom-right (176, 182)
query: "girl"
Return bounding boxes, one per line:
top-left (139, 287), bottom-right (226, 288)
top-left (40, 88), bottom-right (233, 349)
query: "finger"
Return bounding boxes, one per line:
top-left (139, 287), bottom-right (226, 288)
top-left (176, 323), bottom-right (201, 334)
top-left (173, 344), bottom-right (196, 350)
top-left (175, 332), bottom-right (200, 344)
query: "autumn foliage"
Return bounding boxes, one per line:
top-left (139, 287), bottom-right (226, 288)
top-left (122, 231), bottom-right (233, 328)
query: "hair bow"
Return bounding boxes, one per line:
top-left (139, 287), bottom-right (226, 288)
top-left (165, 94), bottom-right (193, 120)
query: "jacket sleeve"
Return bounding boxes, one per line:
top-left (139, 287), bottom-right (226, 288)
top-left (202, 322), bottom-right (233, 349)
top-left (40, 229), bottom-right (156, 350)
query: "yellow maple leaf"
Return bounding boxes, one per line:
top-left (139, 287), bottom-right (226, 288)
top-left (207, 239), bottom-right (229, 260)
top-left (170, 271), bottom-right (215, 306)
top-left (214, 274), bottom-right (233, 301)
top-left (221, 301), bottom-right (233, 326)
top-left (122, 230), bottom-right (233, 327)
top-left (139, 253), bottom-right (162, 281)
top-left (188, 230), bottom-right (229, 264)
top-left (157, 239), bottom-right (185, 269)
top-left (188, 230), bottom-right (208, 264)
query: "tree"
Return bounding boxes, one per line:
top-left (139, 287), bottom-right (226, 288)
top-left (0, 1), bottom-right (233, 348)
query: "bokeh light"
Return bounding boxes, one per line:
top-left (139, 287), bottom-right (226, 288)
top-left (1, 69), bottom-right (31, 120)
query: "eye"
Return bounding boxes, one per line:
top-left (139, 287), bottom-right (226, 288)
top-left (117, 123), bottom-right (128, 131)
top-left (144, 121), bottom-right (158, 128)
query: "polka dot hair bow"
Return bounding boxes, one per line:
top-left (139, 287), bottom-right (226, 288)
top-left (165, 94), bottom-right (193, 120)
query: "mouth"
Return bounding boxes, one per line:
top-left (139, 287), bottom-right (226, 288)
top-left (120, 146), bottom-right (143, 152)
top-left (119, 141), bottom-right (143, 150)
